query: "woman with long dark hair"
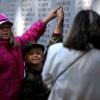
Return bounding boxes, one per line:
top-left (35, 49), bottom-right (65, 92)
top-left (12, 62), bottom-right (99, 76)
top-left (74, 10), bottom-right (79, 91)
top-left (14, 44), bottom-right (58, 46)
top-left (42, 9), bottom-right (100, 100)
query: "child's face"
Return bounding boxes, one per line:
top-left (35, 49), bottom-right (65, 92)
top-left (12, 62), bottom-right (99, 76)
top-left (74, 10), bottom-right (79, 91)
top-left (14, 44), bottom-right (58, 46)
top-left (0, 23), bottom-right (11, 40)
top-left (25, 48), bottom-right (44, 66)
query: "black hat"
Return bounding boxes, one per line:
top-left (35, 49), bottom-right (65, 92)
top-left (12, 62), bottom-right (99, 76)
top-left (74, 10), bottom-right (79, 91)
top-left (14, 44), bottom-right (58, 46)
top-left (23, 41), bottom-right (45, 55)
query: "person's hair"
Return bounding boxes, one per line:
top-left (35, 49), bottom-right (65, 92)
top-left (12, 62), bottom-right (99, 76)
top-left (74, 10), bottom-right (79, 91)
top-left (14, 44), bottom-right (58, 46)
top-left (63, 9), bottom-right (100, 50)
top-left (9, 31), bottom-right (18, 48)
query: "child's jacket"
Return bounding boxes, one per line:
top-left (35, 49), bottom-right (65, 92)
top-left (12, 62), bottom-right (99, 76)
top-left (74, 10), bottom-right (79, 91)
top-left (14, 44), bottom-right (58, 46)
top-left (21, 68), bottom-right (50, 100)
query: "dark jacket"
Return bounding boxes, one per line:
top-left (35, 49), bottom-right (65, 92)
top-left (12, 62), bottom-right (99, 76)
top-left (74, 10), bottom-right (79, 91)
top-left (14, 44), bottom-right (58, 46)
top-left (21, 68), bottom-right (50, 100)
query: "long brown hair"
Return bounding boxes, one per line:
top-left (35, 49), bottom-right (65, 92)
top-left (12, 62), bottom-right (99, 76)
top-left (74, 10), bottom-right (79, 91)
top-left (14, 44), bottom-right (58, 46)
top-left (9, 31), bottom-right (18, 48)
top-left (63, 10), bottom-right (100, 50)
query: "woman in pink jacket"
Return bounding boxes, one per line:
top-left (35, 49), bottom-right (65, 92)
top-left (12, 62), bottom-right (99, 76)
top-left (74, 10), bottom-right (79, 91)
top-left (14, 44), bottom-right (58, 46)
top-left (0, 7), bottom-right (60, 100)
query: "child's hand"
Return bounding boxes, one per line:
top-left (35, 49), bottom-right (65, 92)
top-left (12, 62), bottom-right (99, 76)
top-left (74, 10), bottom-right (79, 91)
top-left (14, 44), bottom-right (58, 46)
top-left (57, 6), bottom-right (64, 23)
top-left (52, 6), bottom-right (64, 35)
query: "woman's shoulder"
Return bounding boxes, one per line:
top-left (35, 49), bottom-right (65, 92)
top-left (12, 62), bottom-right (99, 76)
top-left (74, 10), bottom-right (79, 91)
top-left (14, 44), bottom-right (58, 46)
top-left (48, 43), bottom-right (63, 52)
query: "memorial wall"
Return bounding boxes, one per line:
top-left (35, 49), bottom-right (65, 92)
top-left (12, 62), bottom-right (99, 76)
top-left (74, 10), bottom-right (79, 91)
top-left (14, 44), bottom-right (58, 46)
top-left (0, 0), bottom-right (100, 47)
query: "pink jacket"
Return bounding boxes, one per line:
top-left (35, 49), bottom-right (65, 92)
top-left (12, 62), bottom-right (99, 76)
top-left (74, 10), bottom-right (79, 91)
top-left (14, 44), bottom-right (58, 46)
top-left (0, 20), bottom-right (46, 100)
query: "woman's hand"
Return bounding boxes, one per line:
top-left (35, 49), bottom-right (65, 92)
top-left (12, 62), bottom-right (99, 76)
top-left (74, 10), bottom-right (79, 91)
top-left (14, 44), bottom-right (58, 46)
top-left (43, 7), bottom-right (61, 25)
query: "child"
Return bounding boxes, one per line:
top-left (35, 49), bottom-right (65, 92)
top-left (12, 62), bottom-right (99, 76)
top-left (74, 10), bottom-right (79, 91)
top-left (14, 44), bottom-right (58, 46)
top-left (22, 41), bottom-right (50, 100)
top-left (21, 7), bottom-right (64, 100)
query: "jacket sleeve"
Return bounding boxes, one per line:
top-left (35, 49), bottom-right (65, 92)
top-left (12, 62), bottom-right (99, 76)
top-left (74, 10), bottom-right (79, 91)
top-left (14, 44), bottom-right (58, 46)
top-left (48, 33), bottom-right (63, 47)
top-left (21, 80), bottom-right (32, 100)
top-left (16, 20), bottom-right (46, 46)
